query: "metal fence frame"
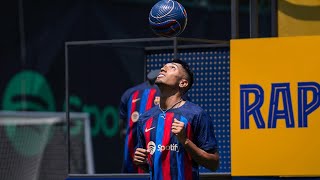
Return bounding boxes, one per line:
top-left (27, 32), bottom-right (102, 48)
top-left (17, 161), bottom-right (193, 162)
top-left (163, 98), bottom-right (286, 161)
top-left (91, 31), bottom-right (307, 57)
top-left (64, 37), bottom-right (230, 176)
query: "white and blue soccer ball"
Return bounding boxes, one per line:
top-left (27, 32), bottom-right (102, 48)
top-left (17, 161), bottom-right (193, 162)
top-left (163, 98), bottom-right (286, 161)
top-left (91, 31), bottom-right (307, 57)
top-left (149, 0), bottom-right (187, 37)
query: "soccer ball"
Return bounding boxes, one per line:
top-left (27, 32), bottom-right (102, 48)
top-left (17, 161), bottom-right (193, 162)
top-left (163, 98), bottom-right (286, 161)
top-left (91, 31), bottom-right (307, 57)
top-left (149, 0), bottom-right (187, 37)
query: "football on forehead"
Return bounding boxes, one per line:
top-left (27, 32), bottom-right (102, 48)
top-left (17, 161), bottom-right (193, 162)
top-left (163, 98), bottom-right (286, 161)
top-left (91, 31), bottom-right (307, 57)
top-left (149, 0), bottom-right (188, 38)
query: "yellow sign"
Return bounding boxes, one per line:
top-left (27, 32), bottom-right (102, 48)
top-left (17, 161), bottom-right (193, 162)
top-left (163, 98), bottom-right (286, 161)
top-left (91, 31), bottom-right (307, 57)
top-left (278, 0), bottom-right (320, 37)
top-left (230, 36), bottom-right (320, 176)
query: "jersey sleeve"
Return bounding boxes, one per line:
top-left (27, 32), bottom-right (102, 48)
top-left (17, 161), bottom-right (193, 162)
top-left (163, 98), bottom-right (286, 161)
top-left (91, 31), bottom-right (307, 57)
top-left (136, 119), bottom-right (146, 149)
top-left (193, 110), bottom-right (218, 153)
top-left (119, 89), bottom-right (132, 121)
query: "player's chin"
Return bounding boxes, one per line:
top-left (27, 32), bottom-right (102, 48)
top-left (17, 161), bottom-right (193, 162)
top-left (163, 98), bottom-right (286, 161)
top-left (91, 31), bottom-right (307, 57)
top-left (155, 79), bottom-right (163, 84)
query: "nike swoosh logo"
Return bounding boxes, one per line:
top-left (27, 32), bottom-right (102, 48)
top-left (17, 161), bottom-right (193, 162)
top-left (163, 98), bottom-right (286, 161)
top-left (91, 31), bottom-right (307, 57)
top-left (132, 98), bottom-right (140, 103)
top-left (145, 127), bottom-right (155, 132)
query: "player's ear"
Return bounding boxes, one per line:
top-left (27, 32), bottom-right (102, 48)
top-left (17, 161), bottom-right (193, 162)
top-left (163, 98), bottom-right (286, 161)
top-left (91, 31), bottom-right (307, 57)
top-left (179, 79), bottom-right (189, 89)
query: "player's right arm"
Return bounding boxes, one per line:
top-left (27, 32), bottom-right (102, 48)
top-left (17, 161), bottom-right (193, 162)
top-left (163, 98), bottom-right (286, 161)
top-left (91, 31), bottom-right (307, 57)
top-left (133, 119), bottom-right (149, 172)
top-left (133, 148), bottom-right (149, 165)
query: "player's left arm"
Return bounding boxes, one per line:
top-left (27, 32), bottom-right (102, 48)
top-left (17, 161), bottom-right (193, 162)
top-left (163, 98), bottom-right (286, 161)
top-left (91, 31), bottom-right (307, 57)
top-left (172, 113), bottom-right (219, 171)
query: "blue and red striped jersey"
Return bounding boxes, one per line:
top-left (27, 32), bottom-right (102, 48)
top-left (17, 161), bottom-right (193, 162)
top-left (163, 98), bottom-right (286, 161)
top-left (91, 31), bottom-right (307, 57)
top-left (120, 81), bottom-right (160, 173)
top-left (137, 101), bottom-right (218, 180)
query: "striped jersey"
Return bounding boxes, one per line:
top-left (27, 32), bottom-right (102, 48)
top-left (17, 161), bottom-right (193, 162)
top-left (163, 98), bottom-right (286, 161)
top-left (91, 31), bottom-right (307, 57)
top-left (137, 101), bottom-right (218, 180)
top-left (119, 81), bottom-right (160, 173)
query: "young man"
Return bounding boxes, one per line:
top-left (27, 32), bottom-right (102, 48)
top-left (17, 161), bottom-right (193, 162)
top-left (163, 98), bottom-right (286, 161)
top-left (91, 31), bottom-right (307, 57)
top-left (119, 69), bottom-right (161, 173)
top-left (133, 59), bottom-right (219, 180)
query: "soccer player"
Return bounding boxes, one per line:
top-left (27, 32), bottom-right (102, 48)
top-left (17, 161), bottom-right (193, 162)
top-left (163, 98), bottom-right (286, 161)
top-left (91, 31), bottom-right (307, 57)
top-left (119, 69), bottom-right (161, 173)
top-left (133, 59), bottom-right (219, 180)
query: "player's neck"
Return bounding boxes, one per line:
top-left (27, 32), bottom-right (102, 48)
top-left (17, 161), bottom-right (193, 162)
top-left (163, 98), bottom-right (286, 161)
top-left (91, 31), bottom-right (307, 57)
top-left (159, 94), bottom-right (183, 110)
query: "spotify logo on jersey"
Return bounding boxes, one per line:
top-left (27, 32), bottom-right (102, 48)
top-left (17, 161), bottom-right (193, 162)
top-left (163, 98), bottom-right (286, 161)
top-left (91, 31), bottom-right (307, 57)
top-left (147, 141), bottom-right (156, 155)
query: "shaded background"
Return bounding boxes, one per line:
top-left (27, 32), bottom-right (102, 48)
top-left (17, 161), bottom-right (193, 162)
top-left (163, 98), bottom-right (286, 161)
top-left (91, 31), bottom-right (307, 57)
top-left (0, 0), bottom-right (273, 174)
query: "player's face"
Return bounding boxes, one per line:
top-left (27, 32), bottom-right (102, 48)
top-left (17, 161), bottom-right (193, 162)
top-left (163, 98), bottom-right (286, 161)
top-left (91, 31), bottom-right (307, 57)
top-left (155, 62), bottom-right (186, 88)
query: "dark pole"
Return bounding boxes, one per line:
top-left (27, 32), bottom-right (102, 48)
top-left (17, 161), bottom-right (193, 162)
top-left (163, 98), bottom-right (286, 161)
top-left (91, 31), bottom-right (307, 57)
top-left (65, 43), bottom-right (70, 174)
top-left (249, 0), bottom-right (259, 38)
top-left (173, 37), bottom-right (178, 59)
top-left (231, 0), bottom-right (239, 39)
top-left (18, 0), bottom-right (26, 66)
top-left (18, 0), bottom-right (27, 108)
top-left (271, 0), bottom-right (278, 37)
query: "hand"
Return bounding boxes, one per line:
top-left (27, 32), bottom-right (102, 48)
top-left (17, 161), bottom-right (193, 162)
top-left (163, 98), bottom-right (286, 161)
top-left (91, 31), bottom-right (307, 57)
top-left (133, 148), bottom-right (149, 165)
top-left (171, 118), bottom-right (186, 143)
